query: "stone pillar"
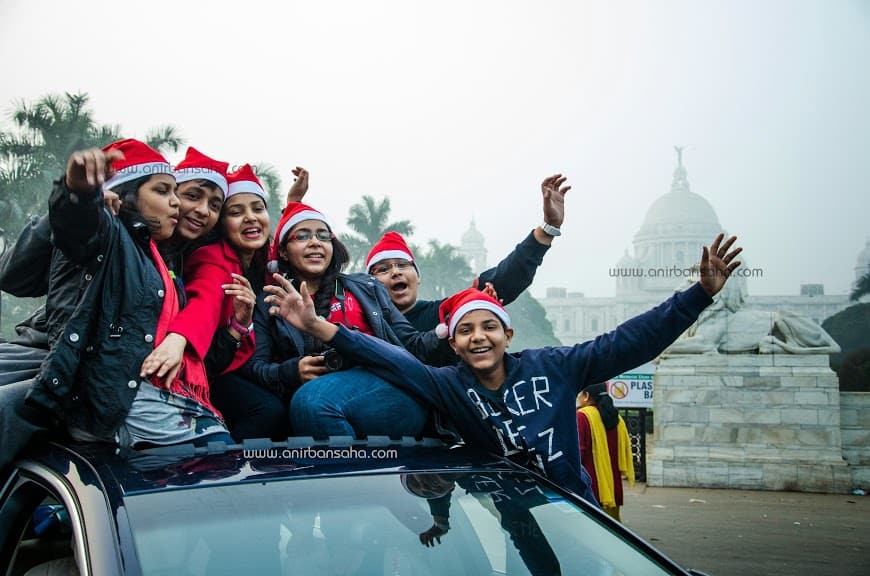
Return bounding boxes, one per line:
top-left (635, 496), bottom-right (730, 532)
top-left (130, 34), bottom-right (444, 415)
top-left (840, 392), bottom-right (870, 489)
top-left (647, 354), bottom-right (852, 493)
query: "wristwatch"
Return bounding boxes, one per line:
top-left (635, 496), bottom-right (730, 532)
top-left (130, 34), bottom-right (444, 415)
top-left (540, 221), bottom-right (562, 237)
top-left (228, 317), bottom-right (253, 338)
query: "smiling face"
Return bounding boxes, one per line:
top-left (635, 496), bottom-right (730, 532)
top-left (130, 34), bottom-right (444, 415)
top-left (136, 173), bottom-right (179, 241)
top-left (174, 180), bottom-right (224, 241)
top-left (371, 258), bottom-right (420, 313)
top-left (449, 309), bottom-right (513, 389)
top-left (278, 219), bottom-right (334, 283)
top-left (220, 193), bottom-right (270, 261)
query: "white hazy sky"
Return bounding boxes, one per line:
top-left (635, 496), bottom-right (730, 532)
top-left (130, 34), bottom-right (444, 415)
top-left (1, 0), bottom-right (867, 298)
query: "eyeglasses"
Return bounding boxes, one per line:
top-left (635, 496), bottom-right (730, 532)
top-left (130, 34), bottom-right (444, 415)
top-left (370, 261), bottom-right (413, 276)
top-left (286, 230), bottom-right (334, 243)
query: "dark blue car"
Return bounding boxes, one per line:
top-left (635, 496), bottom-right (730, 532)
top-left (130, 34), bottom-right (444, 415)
top-left (1, 437), bottom-right (705, 575)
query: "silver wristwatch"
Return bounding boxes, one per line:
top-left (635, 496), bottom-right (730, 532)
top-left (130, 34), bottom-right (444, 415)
top-left (540, 222), bottom-right (562, 237)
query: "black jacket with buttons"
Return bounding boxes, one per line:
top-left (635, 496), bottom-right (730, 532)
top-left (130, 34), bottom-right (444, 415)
top-left (26, 179), bottom-right (166, 439)
top-left (242, 273), bottom-right (440, 400)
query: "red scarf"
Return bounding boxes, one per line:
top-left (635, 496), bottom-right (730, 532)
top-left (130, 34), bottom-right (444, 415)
top-left (149, 240), bottom-right (220, 417)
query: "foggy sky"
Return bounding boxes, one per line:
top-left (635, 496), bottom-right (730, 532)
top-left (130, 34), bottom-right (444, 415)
top-left (1, 0), bottom-right (867, 298)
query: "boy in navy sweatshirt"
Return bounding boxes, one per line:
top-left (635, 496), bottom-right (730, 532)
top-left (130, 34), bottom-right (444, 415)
top-left (265, 234), bottom-right (742, 501)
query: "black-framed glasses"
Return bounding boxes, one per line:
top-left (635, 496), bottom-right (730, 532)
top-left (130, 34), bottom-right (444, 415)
top-left (287, 230), bottom-right (334, 243)
top-left (371, 261), bottom-right (413, 276)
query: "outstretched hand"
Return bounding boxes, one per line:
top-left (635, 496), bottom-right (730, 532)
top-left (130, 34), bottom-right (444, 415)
top-left (263, 274), bottom-right (316, 329)
top-left (66, 148), bottom-right (124, 192)
top-left (419, 524), bottom-right (449, 547)
top-left (223, 273), bottom-right (256, 328)
top-left (541, 173), bottom-right (570, 229)
top-left (286, 166), bottom-right (309, 204)
top-left (699, 233), bottom-right (743, 297)
top-left (263, 274), bottom-right (339, 342)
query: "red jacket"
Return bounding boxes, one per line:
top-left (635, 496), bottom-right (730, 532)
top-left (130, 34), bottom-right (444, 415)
top-left (169, 241), bottom-right (255, 375)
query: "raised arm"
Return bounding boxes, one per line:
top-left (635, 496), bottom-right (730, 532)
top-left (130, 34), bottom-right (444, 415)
top-left (49, 148), bottom-right (124, 264)
top-left (566, 234), bottom-right (742, 391)
top-left (475, 174), bottom-right (569, 305)
top-left (285, 167), bottom-right (309, 204)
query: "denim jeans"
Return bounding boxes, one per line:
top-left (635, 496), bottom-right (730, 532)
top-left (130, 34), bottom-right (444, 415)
top-left (210, 372), bottom-right (289, 441)
top-left (290, 367), bottom-right (428, 438)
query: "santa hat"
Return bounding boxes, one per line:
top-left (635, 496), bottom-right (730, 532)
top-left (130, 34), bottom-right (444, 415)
top-left (102, 139), bottom-right (173, 191)
top-left (267, 202), bottom-right (332, 273)
top-left (226, 164), bottom-right (267, 202)
top-left (365, 231), bottom-right (417, 273)
top-left (436, 287), bottom-right (511, 339)
top-left (173, 147), bottom-right (229, 197)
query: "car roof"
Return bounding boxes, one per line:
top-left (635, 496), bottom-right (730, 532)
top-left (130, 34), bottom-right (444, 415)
top-left (20, 437), bottom-right (523, 497)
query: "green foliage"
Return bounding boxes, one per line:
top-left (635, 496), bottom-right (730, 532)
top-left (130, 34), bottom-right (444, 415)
top-left (837, 347), bottom-right (870, 391)
top-left (821, 302), bottom-right (870, 390)
top-left (340, 196), bottom-right (414, 271)
top-left (505, 291), bottom-right (562, 351)
top-left (0, 91), bottom-right (184, 337)
top-left (414, 240), bottom-right (473, 301)
top-left (252, 163), bottom-right (284, 226)
top-left (851, 270), bottom-right (870, 302)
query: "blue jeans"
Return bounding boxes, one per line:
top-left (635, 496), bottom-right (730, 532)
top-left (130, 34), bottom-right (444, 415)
top-left (290, 367), bottom-right (428, 438)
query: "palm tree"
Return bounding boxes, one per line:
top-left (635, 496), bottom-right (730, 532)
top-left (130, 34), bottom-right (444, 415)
top-left (414, 240), bottom-right (473, 300)
top-left (0, 92), bottom-right (123, 237)
top-left (145, 125), bottom-right (185, 154)
top-left (341, 196), bottom-right (414, 271)
top-left (0, 92), bottom-right (184, 240)
top-left (252, 163), bottom-right (284, 225)
top-left (851, 271), bottom-right (870, 302)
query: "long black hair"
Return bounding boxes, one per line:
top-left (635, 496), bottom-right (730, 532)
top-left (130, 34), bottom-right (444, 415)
top-left (583, 383), bottom-right (619, 430)
top-left (275, 232), bottom-right (351, 318)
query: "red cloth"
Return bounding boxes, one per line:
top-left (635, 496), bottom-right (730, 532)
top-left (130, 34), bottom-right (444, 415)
top-left (149, 240), bottom-right (217, 415)
top-left (169, 241), bottom-right (255, 375)
top-left (577, 410), bottom-right (625, 507)
top-left (326, 291), bottom-right (374, 335)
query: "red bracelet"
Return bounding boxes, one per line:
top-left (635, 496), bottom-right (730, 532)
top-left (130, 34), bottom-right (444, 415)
top-left (228, 317), bottom-right (253, 338)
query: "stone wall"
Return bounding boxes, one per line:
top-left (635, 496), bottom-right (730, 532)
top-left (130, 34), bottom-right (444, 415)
top-left (841, 392), bottom-right (870, 489)
top-left (647, 354), bottom-right (853, 493)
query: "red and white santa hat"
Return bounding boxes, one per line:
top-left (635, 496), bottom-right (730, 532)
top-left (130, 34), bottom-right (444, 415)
top-left (267, 202), bottom-right (332, 273)
top-left (226, 164), bottom-right (267, 201)
top-left (102, 138), bottom-right (173, 191)
top-left (436, 287), bottom-right (511, 339)
top-left (173, 147), bottom-right (229, 197)
top-left (365, 231), bottom-right (417, 273)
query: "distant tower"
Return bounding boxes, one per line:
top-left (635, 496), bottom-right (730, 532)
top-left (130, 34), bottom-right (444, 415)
top-left (460, 219), bottom-right (487, 271)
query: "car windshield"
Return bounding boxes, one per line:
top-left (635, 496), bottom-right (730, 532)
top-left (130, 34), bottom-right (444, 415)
top-left (124, 470), bottom-right (675, 576)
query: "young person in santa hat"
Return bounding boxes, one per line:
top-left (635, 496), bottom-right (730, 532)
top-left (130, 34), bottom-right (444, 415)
top-left (264, 233), bottom-right (742, 500)
top-left (236, 201), bottom-right (441, 439)
top-left (22, 139), bottom-right (235, 448)
top-left (364, 174), bottom-right (569, 366)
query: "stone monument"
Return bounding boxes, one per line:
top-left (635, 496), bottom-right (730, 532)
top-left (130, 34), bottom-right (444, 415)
top-left (646, 271), bottom-right (851, 493)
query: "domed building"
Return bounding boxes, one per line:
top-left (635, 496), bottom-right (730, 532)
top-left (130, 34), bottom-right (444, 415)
top-left (459, 219), bottom-right (487, 272)
top-left (615, 148), bottom-right (726, 300)
top-left (541, 149), bottom-right (853, 345)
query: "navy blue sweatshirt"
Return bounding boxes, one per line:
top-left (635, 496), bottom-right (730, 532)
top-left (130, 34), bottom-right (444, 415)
top-left (327, 283), bottom-right (712, 498)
